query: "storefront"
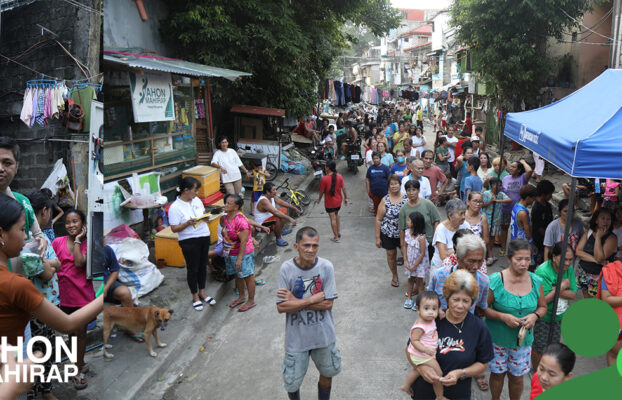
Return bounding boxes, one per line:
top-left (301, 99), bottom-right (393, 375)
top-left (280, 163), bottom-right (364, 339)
top-left (102, 49), bottom-right (250, 230)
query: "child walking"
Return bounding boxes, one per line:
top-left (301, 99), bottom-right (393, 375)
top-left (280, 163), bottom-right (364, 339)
top-left (403, 211), bottom-right (429, 309)
top-left (400, 291), bottom-right (446, 399)
top-left (250, 160), bottom-right (270, 215)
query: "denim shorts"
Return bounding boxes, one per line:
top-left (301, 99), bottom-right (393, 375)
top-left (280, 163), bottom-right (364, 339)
top-left (225, 252), bottom-right (255, 278)
top-left (488, 342), bottom-right (531, 376)
top-left (282, 342), bottom-right (342, 393)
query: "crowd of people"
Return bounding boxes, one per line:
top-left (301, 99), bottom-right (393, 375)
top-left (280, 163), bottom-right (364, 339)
top-left (300, 101), bottom-right (622, 399)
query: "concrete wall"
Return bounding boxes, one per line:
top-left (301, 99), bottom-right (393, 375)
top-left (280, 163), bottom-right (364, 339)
top-left (103, 0), bottom-right (172, 56)
top-left (0, 0), bottom-right (101, 195)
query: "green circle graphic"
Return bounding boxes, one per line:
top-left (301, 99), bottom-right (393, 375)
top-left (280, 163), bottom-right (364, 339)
top-left (561, 298), bottom-right (619, 357)
top-left (618, 347), bottom-right (622, 377)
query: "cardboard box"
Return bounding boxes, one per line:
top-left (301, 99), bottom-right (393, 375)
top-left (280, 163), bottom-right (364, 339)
top-left (182, 165), bottom-right (220, 198)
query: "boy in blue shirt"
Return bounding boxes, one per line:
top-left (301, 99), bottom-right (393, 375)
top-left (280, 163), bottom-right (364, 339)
top-left (463, 156), bottom-right (483, 202)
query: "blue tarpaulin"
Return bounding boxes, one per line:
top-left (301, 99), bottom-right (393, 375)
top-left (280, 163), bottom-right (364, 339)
top-left (504, 69), bottom-right (622, 179)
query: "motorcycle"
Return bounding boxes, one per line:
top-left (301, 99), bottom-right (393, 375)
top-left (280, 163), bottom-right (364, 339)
top-left (310, 139), bottom-right (333, 179)
top-left (345, 136), bottom-right (363, 174)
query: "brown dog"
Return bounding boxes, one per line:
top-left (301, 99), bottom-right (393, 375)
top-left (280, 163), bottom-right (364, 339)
top-left (103, 306), bottom-right (173, 358)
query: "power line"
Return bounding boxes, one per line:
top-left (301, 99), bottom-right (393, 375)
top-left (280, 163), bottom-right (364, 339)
top-left (57, 0), bottom-right (102, 15)
top-left (560, 7), bottom-right (621, 45)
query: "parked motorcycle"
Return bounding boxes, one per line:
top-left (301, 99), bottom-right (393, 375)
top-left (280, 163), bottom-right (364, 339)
top-left (310, 140), bottom-right (333, 179)
top-left (345, 136), bottom-right (363, 174)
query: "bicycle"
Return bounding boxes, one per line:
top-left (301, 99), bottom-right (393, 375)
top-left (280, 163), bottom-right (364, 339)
top-left (276, 177), bottom-right (311, 217)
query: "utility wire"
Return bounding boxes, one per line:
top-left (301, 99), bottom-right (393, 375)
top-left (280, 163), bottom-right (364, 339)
top-left (57, 0), bottom-right (103, 15)
top-left (560, 8), bottom-right (621, 44)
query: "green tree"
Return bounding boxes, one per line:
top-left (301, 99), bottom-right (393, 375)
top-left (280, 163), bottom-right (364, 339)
top-left (161, 0), bottom-right (400, 119)
top-left (450, 0), bottom-right (591, 111)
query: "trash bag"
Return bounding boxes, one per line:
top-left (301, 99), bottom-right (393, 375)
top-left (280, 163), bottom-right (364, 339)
top-left (114, 238), bottom-right (164, 300)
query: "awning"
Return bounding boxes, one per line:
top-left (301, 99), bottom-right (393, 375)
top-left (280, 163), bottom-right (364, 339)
top-left (103, 50), bottom-right (251, 81)
top-left (230, 105), bottom-right (285, 118)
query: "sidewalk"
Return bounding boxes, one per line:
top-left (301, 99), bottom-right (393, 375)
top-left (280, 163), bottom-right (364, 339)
top-left (54, 170), bottom-right (318, 400)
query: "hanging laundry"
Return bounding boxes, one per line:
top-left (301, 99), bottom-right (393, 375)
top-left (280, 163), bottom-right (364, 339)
top-left (334, 81), bottom-right (345, 106)
top-left (20, 89), bottom-right (33, 127)
top-left (71, 86), bottom-right (97, 133)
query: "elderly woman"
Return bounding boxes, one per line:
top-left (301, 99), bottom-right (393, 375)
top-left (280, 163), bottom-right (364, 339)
top-left (223, 194), bottom-right (257, 312)
top-left (485, 238), bottom-right (547, 400)
top-left (409, 270), bottom-right (494, 399)
top-left (376, 175), bottom-right (408, 287)
top-left (431, 199), bottom-right (468, 271)
top-left (576, 208), bottom-right (618, 298)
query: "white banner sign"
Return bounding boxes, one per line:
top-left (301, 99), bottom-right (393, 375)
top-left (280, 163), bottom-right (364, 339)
top-left (129, 71), bottom-right (175, 122)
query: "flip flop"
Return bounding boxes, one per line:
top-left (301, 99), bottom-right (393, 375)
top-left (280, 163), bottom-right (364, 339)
top-left (330, 237), bottom-right (340, 243)
top-left (238, 303), bottom-right (256, 312)
top-left (228, 299), bottom-right (245, 308)
top-left (276, 239), bottom-right (289, 247)
top-left (255, 279), bottom-right (266, 286)
top-left (282, 228), bottom-right (293, 236)
top-left (391, 279), bottom-right (399, 287)
top-left (72, 372), bottom-right (88, 390)
top-left (192, 301), bottom-right (203, 311)
top-left (200, 295), bottom-right (216, 305)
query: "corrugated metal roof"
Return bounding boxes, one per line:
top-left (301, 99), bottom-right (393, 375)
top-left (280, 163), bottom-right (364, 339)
top-left (103, 50), bottom-right (251, 81)
top-left (230, 105), bottom-right (285, 117)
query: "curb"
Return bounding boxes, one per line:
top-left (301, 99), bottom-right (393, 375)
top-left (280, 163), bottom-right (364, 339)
top-left (123, 171), bottom-right (318, 399)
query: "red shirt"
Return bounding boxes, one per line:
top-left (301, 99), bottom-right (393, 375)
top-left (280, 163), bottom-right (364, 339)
top-left (319, 173), bottom-right (345, 208)
top-left (453, 138), bottom-right (468, 166)
top-left (422, 165), bottom-right (447, 197)
top-left (529, 373), bottom-right (543, 399)
top-left (464, 117), bottom-right (473, 135)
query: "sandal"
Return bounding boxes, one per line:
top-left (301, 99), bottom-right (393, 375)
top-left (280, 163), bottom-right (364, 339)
top-left (72, 372), bottom-right (88, 390)
top-left (200, 295), bottom-right (216, 305)
top-left (391, 279), bottom-right (399, 287)
top-left (255, 279), bottom-right (266, 286)
top-left (282, 228), bottom-right (293, 236)
top-left (404, 299), bottom-right (414, 309)
top-left (228, 299), bottom-right (245, 308)
top-left (79, 363), bottom-right (89, 374)
top-left (276, 239), bottom-right (289, 247)
top-left (330, 237), bottom-right (340, 243)
top-left (192, 301), bottom-right (203, 311)
top-left (238, 303), bottom-right (256, 312)
top-left (476, 375), bottom-right (489, 391)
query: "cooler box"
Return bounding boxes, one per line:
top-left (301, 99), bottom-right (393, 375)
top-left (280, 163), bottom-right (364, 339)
top-left (200, 191), bottom-right (223, 206)
top-left (182, 165), bottom-right (220, 198)
top-left (208, 213), bottom-right (225, 241)
top-left (154, 227), bottom-right (185, 267)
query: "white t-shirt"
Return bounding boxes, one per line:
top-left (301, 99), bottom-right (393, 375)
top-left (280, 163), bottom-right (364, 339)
top-left (431, 222), bottom-right (469, 269)
top-left (444, 135), bottom-right (459, 162)
top-left (411, 135), bottom-right (425, 157)
top-left (167, 196), bottom-right (210, 241)
top-left (365, 148), bottom-right (373, 167)
top-left (212, 149), bottom-right (243, 183)
top-left (400, 174), bottom-right (432, 199)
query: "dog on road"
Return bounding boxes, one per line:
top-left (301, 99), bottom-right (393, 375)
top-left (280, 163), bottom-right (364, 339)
top-left (103, 306), bottom-right (173, 358)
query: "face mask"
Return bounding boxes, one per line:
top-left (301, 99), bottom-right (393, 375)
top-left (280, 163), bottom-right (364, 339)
top-left (397, 157), bottom-right (405, 163)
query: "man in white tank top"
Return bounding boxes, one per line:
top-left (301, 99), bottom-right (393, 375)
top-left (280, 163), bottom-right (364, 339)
top-left (255, 182), bottom-right (300, 246)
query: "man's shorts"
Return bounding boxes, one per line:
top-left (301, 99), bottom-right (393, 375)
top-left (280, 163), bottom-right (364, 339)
top-left (282, 342), bottom-right (342, 393)
top-left (488, 343), bottom-right (531, 376)
top-left (252, 191), bottom-right (262, 202)
top-left (103, 281), bottom-right (124, 304)
top-left (533, 319), bottom-right (561, 354)
top-left (225, 252), bottom-right (255, 278)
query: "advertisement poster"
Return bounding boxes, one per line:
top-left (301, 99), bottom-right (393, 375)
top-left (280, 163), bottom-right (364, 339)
top-left (129, 71), bottom-right (175, 122)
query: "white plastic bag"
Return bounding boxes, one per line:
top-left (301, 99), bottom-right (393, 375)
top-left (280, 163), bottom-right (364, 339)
top-left (114, 238), bottom-right (164, 299)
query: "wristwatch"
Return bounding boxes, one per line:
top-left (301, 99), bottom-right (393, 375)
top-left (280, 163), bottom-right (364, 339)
top-left (459, 368), bottom-right (467, 380)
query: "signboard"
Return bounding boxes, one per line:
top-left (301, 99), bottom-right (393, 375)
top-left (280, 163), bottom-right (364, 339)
top-left (103, 172), bottom-right (162, 230)
top-left (129, 71), bottom-right (175, 122)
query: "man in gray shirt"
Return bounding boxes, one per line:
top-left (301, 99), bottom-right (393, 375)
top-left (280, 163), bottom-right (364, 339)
top-left (277, 226), bottom-right (341, 400)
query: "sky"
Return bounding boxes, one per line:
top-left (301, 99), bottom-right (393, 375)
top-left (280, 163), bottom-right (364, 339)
top-left (390, 0), bottom-right (451, 10)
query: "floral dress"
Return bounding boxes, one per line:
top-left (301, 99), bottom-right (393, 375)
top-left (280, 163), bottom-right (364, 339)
top-left (380, 194), bottom-right (407, 239)
top-left (404, 231), bottom-right (429, 278)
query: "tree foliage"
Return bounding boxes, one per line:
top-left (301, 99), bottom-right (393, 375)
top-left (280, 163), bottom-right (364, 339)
top-left (450, 0), bottom-right (591, 110)
top-left (161, 0), bottom-right (400, 119)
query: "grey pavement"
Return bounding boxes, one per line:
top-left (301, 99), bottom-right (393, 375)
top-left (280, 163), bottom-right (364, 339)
top-left (57, 121), bottom-right (606, 400)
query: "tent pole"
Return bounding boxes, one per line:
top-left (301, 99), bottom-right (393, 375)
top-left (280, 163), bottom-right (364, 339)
top-left (489, 112), bottom-right (506, 237)
top-left (547, 177), bottom-right (576, 345)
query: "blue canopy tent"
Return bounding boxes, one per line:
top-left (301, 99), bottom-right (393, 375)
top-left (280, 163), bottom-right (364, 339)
top-left (503, 68), bottom-right (622, 179)
top-left (499, 69), bottom-right (622, 345)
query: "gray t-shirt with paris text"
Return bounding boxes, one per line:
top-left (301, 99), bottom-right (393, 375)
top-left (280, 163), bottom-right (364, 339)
top-left (277, 257), bottom-right (338, 353)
